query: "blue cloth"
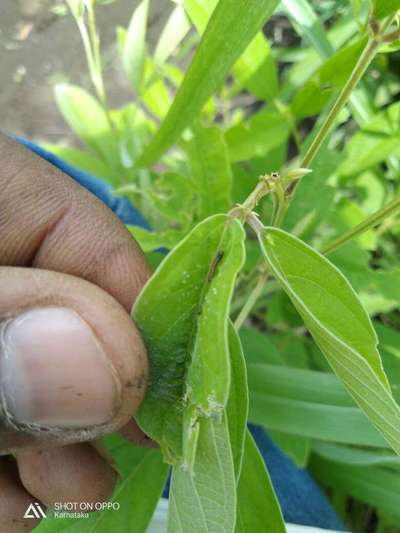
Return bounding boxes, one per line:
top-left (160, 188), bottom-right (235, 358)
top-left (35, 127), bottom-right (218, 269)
top-left (20, 139), bottom-right (345, 531)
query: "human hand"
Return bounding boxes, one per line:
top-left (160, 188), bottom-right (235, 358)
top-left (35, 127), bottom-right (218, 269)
top-left (0, 134), bottom-right (151, 531)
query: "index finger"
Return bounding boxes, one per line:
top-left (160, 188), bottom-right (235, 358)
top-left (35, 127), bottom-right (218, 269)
top-left (0, 133), bottom-right (150, 310)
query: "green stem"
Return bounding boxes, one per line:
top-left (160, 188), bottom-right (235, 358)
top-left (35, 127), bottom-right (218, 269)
top-left (299, 14), bottom-right (395, 171)
top-left (85, 1), bottom-right (113, 127)
top-left (272, 182), bottom-right (287, 227)
top-left (301, 36), bottom-right (379, 170)
top-left (234, 269), bottom-right (269, 330)
top-left (322, 196), bottom-right (400, 255)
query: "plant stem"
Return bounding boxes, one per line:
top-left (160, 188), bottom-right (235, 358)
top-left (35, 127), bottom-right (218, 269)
top-left (85, 1), bottom-right (113, 127)
top-left (322, 196), bottom-right (400, 255)
top-left (301, 37), bottom-right (379, 170)
top-left (234, 269), bottom-right (269, 330)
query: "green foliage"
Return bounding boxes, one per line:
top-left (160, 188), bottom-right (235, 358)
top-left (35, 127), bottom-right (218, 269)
top-left (120, 0), bottom-right (149, 93)
top-left (187, 126), bottom-right (233, 219)
top-left (259, 228), bottom-right (400, 454)
top-left (236, 431), bottom-right (285, 533)
top-left (43, 0), bottom-right (400, 530)
top-left (133, 215), bottom-right (246, 465)
top-left (373, 0), bottom-right (400, 18)
top-left (137, 0), bottom-right (280, 166)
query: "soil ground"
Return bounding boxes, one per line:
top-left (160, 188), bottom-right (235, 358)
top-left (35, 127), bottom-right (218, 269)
top-left (0, 0), bottom-right (167, 144)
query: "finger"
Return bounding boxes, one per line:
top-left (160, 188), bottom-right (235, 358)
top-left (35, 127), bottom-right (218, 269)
top-left (119, 419), bottom-right (157, 448)
top-left (0, 134), bottom-right (150, 310)
top-left (0, 267), bottom-right (147, 453)
top-left (16, 444), bottom-right (116, 508)
top-left (0, 457), bottom-right (41, 532)
top-left (0, 134), bottom-right (152, 446)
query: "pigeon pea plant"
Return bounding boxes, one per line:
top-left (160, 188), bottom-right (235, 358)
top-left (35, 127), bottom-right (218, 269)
top-left (36, 0), bottom-right (400, 531)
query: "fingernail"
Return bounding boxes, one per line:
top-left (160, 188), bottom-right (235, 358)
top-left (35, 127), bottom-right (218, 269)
top-left (0, 307), bottom-right (120, 429)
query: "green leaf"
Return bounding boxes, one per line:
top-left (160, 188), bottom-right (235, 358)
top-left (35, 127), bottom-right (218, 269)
top-left (235, 431), bottom-right (285, 533)
top-left (227, 323), bottom-right (248, 478)
top-left (184, 0), bottom-right (218, 32)
top-left (313, 441), bottom-right (400, 468)
top-left (54, 84), bottom-right (117, 165)
top-left (259, 227), bottom-right (400, 455)
top-left (373, 0), bottom-right (400, 19)
top-left (283, 143), bottom-right (339, 238)
top-left (231, 33), bottom-right (279, 102)
top-left (285, 12), bottom-right (360, 89)
top-left (133, 214), bottom-right (246, 464)
top-left (248, 363), bottom-right (353, 407)
top-left (149, 171), bottom-right (196, 224)
top-left (269, 430), bottom-right (311, 468)
top-left (225, 109), bottom-right (290, 163)
top-left (186, 0), bottom-right (278, 102)
top-left (137, 0), bottom-right (280, 166)
top-left (86, 449), bottom-right (168, 533)
top-left (168, 414), bottom-right (236, 533)
top-left (127, 226), bottom-right (183, 252)
top-left (142, 66), bottom-right (172, 119)
top-left (292, 37), bottom-right (368, 118)
top-left (154, 5), bottom-right (191, 66)
top-left (339, 101), bottom-right (400, 176)
top-left (187, 126), bottom-right (233, 219)
top-left (33, 443), bottom-right (167, 533)
top-left (247, 356), bottom-right (388, 446)
top-left (250, 389), bottom-right (387, 447)
top-left (311, 454), bottom-right (400, 522)
top-left (282, 0), bottom-right (333, 58)
top-left (164, 322), bottom-right (247, 533)
top-left (240, 327), bottom-right (285, 366)
top-left (122, 0), bottom-right (149, 92)
top-left (66, 0), bottom-right (84, 18)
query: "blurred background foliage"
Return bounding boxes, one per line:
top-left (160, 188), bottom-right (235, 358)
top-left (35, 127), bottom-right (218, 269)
top-left (8, 0), bottom-right (400, 531)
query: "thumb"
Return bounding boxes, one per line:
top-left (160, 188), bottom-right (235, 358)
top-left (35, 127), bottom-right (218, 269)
top-left (0, 266), bottom-right (147, 453)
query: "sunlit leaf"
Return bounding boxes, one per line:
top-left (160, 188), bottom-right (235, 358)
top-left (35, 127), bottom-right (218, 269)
top-left (137, 0), bottom-right (280, 166)
top-left (259, 228), bottom-right (400, 455)
top-left (235, 431), bottom-right (285, 533)
top-left (187, 125), bottom-right (232, 219)
top-left (154, 5), bottom-right (191, 66)
top-left (121, 0), bottom-right (149, 92)
top-left (373, 0), bottom-right (400, 19)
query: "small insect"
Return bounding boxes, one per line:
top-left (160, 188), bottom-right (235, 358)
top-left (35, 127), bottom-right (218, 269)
top-left (207, 250), bottom-right (224, 282)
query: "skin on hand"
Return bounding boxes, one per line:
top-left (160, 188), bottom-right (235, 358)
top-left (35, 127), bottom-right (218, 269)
top-left (0, 133), bottom-right (152, 531)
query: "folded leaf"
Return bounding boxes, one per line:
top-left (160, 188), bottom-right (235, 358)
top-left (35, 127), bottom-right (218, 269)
top-left (259, 227), bottom-right (400, 455)
top-left (133, 214), bottom-right (246, 464)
